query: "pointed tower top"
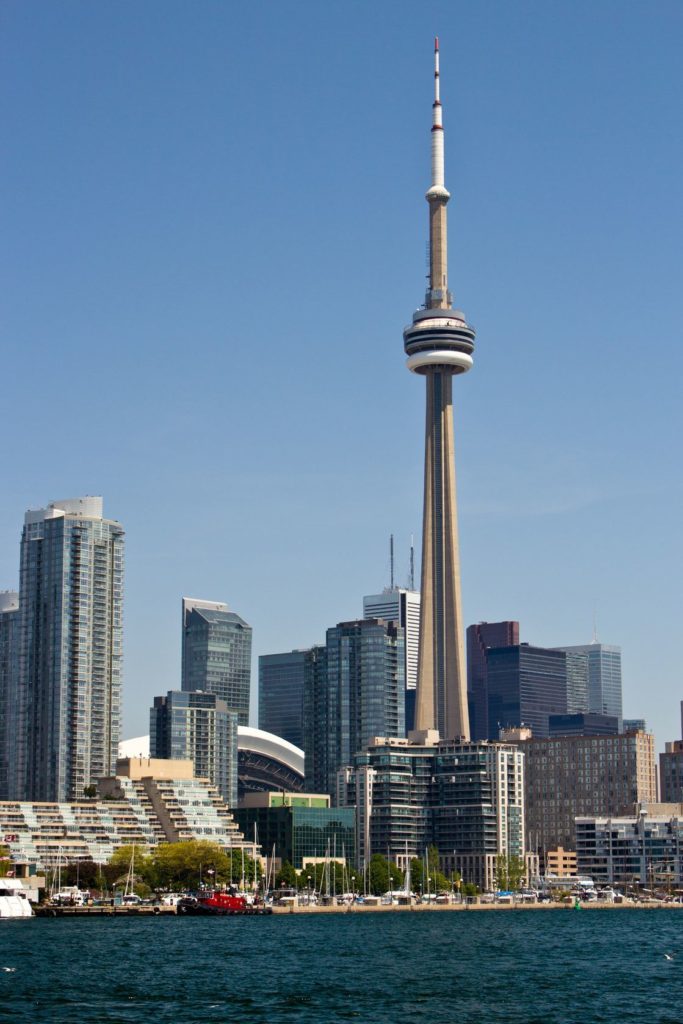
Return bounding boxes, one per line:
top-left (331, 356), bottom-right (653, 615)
top-left (426, 38), bottom-right (448, 204)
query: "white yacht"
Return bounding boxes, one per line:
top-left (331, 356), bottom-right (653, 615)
top-left (0, 878), bottom-right (34, 918)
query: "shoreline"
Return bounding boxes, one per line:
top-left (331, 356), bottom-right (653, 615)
top-left (272, 899), bottom-right (683, 914)
top-left (29, 899), bottom-right (683, 918)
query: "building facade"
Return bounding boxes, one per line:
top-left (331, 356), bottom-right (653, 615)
top-left (150, 690), bottom-right (238, 806)
top-left (10, 497), bottom-right (124, 802)
top-left (548, 713), bottom-right (619, 737)
top-left (553, 644), bottom-right (622, 729)
top-left (0, 758), bottom-right (254, 872)
top-left (660, 742), bottom-right (683, 803)
top-left (303, 620), bottom-right (404, 797)
top-left (0, 592), bottom-right (20, 800)
top-left (363, 588), bottom-right (421, 696)
top-left (181, 598), bottom-right (252, 725)
top-left (486, 645), bottom-right (568, 740)
top-left (233, 792), bottom-right (355, 870)
top-left (258, 650), bottom-right (307, 749)
top-left (337, 734), bottom-right (524, 891)
top-left (466, 621), bottom-right (519, 742)
top-left (576, 806), bottom-right (683, 886)
top-left (521, 731), bottom-right (657, 857)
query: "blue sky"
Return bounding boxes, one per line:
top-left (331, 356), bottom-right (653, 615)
top-left (2, 1), bottom-right (681, 751)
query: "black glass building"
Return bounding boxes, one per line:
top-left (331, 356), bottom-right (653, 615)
top-left (486, 644), bottom-right (568, 740)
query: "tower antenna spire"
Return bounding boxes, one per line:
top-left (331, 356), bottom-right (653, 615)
top-left (390, 533), bottom-right (395, 591)
top-left (410, 535), bottom-right (415, 591)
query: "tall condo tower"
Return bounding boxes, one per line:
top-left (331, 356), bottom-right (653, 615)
top-left (404, 40), bottom-right (475, 740)
top-left (12, 498), bottom-right (124, 801)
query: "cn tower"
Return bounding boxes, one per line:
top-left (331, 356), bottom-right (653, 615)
top-left (404, 39), bottom-right (474, 741)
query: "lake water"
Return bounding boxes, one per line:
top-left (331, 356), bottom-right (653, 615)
top-left (0, 909), bottom-right (681, 1022)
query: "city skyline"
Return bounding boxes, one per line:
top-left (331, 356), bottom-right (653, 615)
top-left (2, 4), bottom-right (681, 752)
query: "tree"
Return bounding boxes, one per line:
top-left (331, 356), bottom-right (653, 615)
top-left (274, 861), bottom-right (297, 889)
top-left (495, 854), bottom-right (525, 892)
top-left (83, 784), bottom-right (98, 799)
top-left (410, 850), bottom-right (450, 894)
top-left (461, 882), bottom-right (479, 898)
top-left (0, 844), bottom-right (11, 878)
top-left (365, 854), bottom-right (402, 895)
top-left (105, 844), bottom-right (154, 893)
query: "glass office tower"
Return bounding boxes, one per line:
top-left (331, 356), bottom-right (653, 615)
top-left (554, 644), bottom-right (622, 729)
top-left (181, 598), bottom-right (252, 726)
top-left (258, 650), bottom-right (307, 749)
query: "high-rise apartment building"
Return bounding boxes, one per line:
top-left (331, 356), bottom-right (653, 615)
top-left (553, 643), bottom-right (622, 729)
top-left (0, 592), bottom-right (20, 799)
top-left (181, 598), bottom-right (251, 725)
top-left (10, 497), bottom-right (124, 802)
top-left (258, 650), bottom-right (307, 749)
top-left (303, 620), bottom-right (404, 797)
top-left (337, 734), bottom-right (524, 891)
top-left (403, 41), bottom-right (475, 740)
top-left (486, 644), bottom-right (568, 740)
top-left (519, 730), bottom-right (657, 856)
top-left (150, 690), bottom-right (239, 806)
top-left (466, 621), bottom-right (519, 741)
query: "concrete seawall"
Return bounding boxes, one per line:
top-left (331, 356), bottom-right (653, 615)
top-left (272, 900), bottom-right (683, 914)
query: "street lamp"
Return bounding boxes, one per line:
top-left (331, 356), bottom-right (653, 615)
top-left (351, 875), bottom-right (356, 902)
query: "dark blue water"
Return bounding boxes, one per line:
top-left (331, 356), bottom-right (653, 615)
top-left (1, 909), bottom-right (682, 1022)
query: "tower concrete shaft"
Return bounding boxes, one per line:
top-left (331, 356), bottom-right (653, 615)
top-left (403, 39), bottom-right (475, 740)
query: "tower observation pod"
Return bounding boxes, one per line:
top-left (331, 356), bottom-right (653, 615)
top-left (403, 39), bottom-right (474, 741)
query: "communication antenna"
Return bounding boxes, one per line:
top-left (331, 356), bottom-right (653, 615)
top-left (409, 535), bottom-right (415, 591)
top-left (390, 533), bottom-right (395, 590)
top-left (591, 609), bottom-right (599, 645)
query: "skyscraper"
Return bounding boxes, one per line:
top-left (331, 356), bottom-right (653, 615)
top-left (363, 587), bottom-right (421, 731)
top-left (553, 643), bottom-right (622, 729)
top-left (363, 588), bottom-right (421, 692)
top-left (466, 621), bottom-right (520, 741)
top-left (258, 650), bottom-right (307, 748)
top-left (404, 41), bottom-right (475, 740)
top-left (0, 592), bottom-right (20, 800)
top-left (486, 644), bottom-right (568, 740)
top-left (303, 620), bottom-right (404, 797)
top-left (181, 597), bottom-right (252, 726)
top-left (150, 689), bottom-right (238, 806)
top-left (12, 497), bottom-right (124, 801)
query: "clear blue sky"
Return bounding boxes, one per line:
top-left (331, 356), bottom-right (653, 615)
top-left (2, 1), bottom-right (681, 751)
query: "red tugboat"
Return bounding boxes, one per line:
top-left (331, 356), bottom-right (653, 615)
top-left (176, 886), bottom-right (272, 916)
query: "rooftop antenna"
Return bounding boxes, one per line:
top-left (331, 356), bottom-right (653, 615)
top-left (409, 535), bottom-right (415, 591)
top-left (390, 533), bottom-right (395, 590)
top-left (591, 609), bottom-right (599, 645)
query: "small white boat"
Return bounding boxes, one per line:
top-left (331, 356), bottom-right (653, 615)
top-left (0, 879), bottom-right (34, 919)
